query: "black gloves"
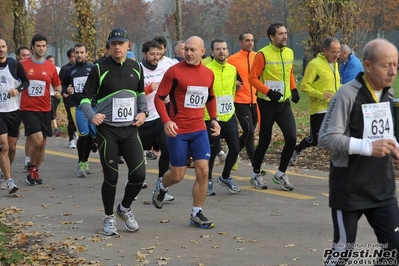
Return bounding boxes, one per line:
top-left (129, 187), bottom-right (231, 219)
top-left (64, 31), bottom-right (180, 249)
top-left (291, 89), bottom-right (300, 103)
top-left (267, 90), bottom-right (283, 102)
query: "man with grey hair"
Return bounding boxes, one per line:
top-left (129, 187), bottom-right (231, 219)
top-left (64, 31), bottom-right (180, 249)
top-left (172, 40), bottom-right (185, 63)
top-left (290, 37), bottom-right (341, 166)
top-left (319, 39), bottom-right (399, 265)
top-left (339, 44), bottom-right (363, 84)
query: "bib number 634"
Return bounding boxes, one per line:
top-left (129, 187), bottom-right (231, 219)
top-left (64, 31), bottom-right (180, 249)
top-left (371, 118), bottom-right (390, 135)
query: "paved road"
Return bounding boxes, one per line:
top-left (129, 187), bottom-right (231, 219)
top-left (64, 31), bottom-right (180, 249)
top-left (1, 134), bottom-right (392, 266)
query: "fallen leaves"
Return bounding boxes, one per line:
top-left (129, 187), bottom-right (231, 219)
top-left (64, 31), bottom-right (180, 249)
top-left (0, 207), bottom-right (102, 266)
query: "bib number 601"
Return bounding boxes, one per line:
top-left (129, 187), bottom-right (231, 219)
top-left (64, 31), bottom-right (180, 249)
top-left (190, 94), bottom-right (205, 105)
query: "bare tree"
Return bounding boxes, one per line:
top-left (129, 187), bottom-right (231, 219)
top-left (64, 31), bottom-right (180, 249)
top-left (34, 0), bottom-right (75, 65)
top-left (225, 0), bottom-right (272, 50)
top-left (112, 0), bottom-right (151, 61)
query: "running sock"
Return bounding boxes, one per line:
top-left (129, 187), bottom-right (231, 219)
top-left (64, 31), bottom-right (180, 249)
top-left (159, 181), bottom-right (167, 191)
top-left (192, 207), bottom-right (202, 217)
top-left (25, 156), bottom-right (30, 164)
top-left (119, 204), bottom-right (129, 212)
top-left (276, 170), bottom-right (284, 178)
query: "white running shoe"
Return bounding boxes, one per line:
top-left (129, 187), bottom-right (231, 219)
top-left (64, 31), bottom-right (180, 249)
top-left (68, 140), bottom-right (76, 149)
top-left (103, 215), bottom-right (118, 236)
top-left (115, 204), bottom-right (139, 232)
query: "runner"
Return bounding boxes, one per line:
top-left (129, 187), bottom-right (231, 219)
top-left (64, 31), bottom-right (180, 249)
top-left (0, 39), bottom-right (29, 193)
top-left (20, 34), bottom-right (62, 185)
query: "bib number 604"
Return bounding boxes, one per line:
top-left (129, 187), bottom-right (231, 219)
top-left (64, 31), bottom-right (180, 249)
top-left (117, 107), bottom-right (132, 118)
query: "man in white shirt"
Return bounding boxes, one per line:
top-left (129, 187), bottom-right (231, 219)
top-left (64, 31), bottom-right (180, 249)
top-left (139, 40), bottom-right (174, 201)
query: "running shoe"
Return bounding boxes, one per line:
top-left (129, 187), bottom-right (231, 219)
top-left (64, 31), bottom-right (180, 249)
top-left (23, 162), bottom-right (29, 172)
top-left (34, 169), bottom-right (43, 184)
top-left (77, 162), bottom-right (86, 177)
top-left (68, 140), bottom-right (76, 149)
top-left (217, 150), bottom-right (226, 164)
top-left (289, 150), bottom-right (299, 166)
top-left (232, 158), bottom-right (239, 171)
top-left (190, 210), bottom-right (214, 229)
top-left (115, 204), bottom-right (139, 232)
top-left (152, 178), bottom-right (166, 209)
top-left (84, 161), bottom-right (92, 175)
top-left (0, 170), bottom-right (6, 190)
top-left (145, 150), bottom-right (157, 160)
top-left (91, 139), bottom-right (98, 153)
top-left (103, 215), bottom-right (118, 236)
top-left (164, 192), bottom-right (174, 201)
top-left (0, 178), bottom-right (6, 190)
top-left (26, 163), bottom-right (36, 185)
top-left (6, 179), bottom-right (18, 194)
top-left (217, 176), bottom-right (241, 193)
top-left (250, 172), bottom-right (268, 189)
top-left (273, 173), bottom-right (294, 191)
top-left (207, 180), bottom-right (216, 196)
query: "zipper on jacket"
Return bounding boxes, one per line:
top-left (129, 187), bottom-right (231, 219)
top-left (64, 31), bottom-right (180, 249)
top-left (246, 51), bottom-right (253, 107)
top-left (280, 49), bottom-right (286, 99)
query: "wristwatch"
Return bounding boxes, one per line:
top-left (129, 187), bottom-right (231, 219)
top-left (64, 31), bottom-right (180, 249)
top-left (141, 111), bottom-right (149, 117)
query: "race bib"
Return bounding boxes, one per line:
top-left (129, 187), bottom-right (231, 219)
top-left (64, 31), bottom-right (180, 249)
top-left (73, 76), bottom-right (88, 93)
top-left (217, 95), bottom-right (233, 115)
top-left (28, 80), bottom-right (46, 97)
top-left (184, 86), bottom-right (208, 108)
top-left (0, 87), bottom-right (10, 103)
top-left (112, 97), bottom-right (135, 122)
top-left (264, 80), bottom-right (284, 100)
top-left (362, 102), bottom-right (394, 141)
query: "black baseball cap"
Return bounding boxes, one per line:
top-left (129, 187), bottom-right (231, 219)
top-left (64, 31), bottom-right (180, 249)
top-left (107, 28), bottom-right (129, 43)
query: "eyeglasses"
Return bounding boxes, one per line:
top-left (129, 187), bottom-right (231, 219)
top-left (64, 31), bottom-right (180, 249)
top-left (328, 50), bottom-right (341, 55)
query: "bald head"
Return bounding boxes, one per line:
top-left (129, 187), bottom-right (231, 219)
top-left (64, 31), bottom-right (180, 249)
top-left (0, 39), bottom-right (7, 62)
top-left (362, 39), bottom-right (398, 64)
top-left (362, 39), bottom-right (398, 91)
top-left (184, 36), bottom-right (206, 65)
top-left (186, 36), bottom-right (205, 49)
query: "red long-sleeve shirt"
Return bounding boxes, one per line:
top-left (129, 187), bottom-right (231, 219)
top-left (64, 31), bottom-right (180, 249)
top-left (155, 61), bottom-right (216, 134)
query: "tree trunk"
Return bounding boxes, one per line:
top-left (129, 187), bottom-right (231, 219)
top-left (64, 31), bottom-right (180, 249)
top-left (175, 0), bottom-right (183, 40)
top-left (11, 0), bottom-right (29, 48)
top-left (73, 0), bottom-right (96, 62)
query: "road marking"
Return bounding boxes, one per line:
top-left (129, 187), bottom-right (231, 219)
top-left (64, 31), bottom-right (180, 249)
top-left (264, 170), bottom-right (329, 181)
top-left (180, 172), bottom-right (316, 200)
top-left (19, 145), bottom-right (323, 200)
top-left (17, 145), bottom-right (101, 163)
top-left (240, 186), bottom-right (316, 199)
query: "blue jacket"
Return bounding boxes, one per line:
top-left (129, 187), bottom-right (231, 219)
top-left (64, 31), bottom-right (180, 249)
top-left (339, 53), bottom-right (363, 84)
